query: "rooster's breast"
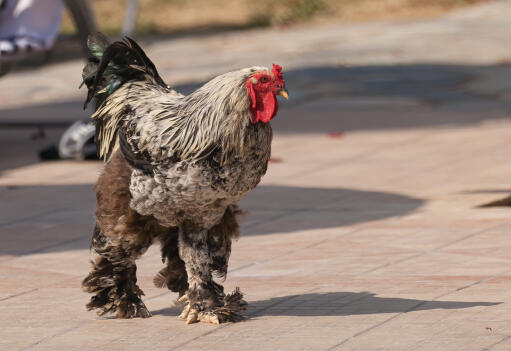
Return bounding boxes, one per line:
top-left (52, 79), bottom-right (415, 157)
top-left (128, 148), bottom-right (270, 230)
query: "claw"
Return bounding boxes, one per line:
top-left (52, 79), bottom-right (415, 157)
top-left (179, 303), bottom-right (190, 319)
top-left (179, 288), bottom-right (246, 325)
top-left (178, 294), bottom-right (189, 303)
top-left (116, 299), bottom-right (152, 319)
top-left (186, 309), bottom-right (199, 324)
top-left (137, 306), bottom-right (152, 318)
top-left (199, 312), bottom-right (220, 325)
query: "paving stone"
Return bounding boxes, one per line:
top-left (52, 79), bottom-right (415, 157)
top-left (3, 1), bottom-right (511, 350)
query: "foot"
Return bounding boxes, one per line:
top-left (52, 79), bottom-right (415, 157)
top-left (178, 288), bottom-right (247, 324)
top-left (117, 298), bottom-right (152, 319)
top-left (86, 288), bottom-right (152, 318)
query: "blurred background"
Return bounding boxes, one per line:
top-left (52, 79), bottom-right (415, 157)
top-left (0, 0), bottom-right (503, 168)
top-left (3, 1), bottom-right (511, 349)
top-left (62, 0), bottom-right (487, 34)
top-left (2, 0), bottom-right (511, 268)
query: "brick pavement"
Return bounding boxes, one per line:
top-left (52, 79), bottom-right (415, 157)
top-left (2, 1), bottom-right (511, 350)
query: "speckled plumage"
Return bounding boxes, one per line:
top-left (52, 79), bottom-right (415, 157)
top-left (81, 34), bottom-right (283, 323)
top-left (129, 140), bottom-right (270, 229)
top-left (93, 68), bottom-right (273, 229)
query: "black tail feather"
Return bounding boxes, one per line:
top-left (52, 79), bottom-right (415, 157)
top-left (81, 33), bottom-right (167, 109)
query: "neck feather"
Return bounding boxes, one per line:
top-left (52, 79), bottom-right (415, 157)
top-left (156, 67), bottom-right (271, 164)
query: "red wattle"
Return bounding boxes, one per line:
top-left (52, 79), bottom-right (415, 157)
top-left (251, 92), bottom-right (277, 123)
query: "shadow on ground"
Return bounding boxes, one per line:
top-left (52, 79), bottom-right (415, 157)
top-left (152, 291), bottom-right (499, 318)
top-left (458, 189), bottom-right (511, 207)
top-left (2, 63), bottom-right (511, 170)
top-left (478, 194), bottom-right (511, 207)
top-left (240, 185), bottom-right (423, 235)
top-left (2, 63), bottom-right (511, 129)
top-left (0, 184), bottom-right (422, 256)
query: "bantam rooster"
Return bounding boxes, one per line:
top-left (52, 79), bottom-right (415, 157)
top-left (81, 33), bottom-right (288, 324)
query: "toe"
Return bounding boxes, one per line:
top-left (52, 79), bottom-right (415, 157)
top-left (179, 303), bottom-right (191, 319)
top-left (178, 294), bottom-right (189, 303)
top-left (186, 309), bottom-right (199, 324)
top-left (137, 306), bottom-right (152, 318)
top-left (199, 312), bottom-right (220, 325)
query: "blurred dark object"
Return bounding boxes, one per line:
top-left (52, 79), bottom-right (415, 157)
top-left (39, 144), bottom-right (60, 160)
top-left (39, 120), bottom-right (98, 160)
top-left (63, 0), bottom-right (97, 54)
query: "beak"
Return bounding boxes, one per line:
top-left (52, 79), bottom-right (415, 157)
top-left (277, 89), bottom-right (289, 100)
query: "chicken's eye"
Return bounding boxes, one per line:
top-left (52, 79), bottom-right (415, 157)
top-left (260, 76), bottom-right (269, 83)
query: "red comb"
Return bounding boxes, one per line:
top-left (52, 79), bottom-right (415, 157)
top-left (272, 64), bottom-right (283, 79)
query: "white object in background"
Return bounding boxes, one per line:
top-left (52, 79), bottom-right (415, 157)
top-left (0, 0), bottom-right (64, 55)
top-left (58, 120), bottom-right (96, 159)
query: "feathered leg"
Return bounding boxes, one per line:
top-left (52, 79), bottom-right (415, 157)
top-left (82, 151), bottom-right (164, 318)
top-left (177, 206), bottom-right (246, 324)
top-left (82, 223), bottom-right (152, 318)
top-left (153, 228), bottom-right (189, 296)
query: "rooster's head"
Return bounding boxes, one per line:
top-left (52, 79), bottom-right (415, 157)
top-left (245, 64), bottom-right (288, 124)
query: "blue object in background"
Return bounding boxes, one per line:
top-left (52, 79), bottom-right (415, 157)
top-left (0, 0), bottom-right (64, 55)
